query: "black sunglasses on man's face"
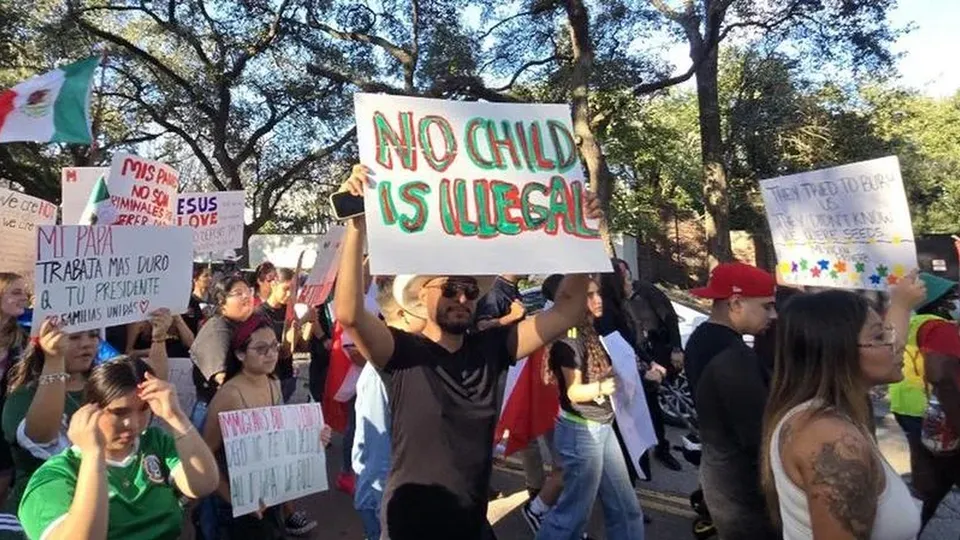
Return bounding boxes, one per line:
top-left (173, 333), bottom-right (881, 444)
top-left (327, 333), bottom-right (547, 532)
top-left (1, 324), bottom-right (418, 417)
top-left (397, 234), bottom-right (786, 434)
top-left (426, 280), bottom-right (480, 301)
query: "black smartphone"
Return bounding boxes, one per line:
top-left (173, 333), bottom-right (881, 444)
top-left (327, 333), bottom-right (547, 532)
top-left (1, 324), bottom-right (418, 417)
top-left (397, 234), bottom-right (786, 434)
top-left (330, 191), bottom-right (365, 220)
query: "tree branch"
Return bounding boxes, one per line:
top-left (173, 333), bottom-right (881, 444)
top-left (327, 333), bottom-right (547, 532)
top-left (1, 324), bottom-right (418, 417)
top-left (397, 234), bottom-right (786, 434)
top-left (306, 64), bottom-right (408, 94)
top-left (491, 55), bottom-right (559, 92)
top-left (307, 17), bottom-right (414, 68)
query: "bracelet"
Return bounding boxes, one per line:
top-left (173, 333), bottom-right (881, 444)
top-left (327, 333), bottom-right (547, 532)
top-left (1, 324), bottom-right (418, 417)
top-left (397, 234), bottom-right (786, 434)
top-left (152, 335), bottom-right (168, 343)
top-left (39, 373), bottom-right (69, 385)
top-left (174, 425), bottom-right (196, 441)
top-left (597, 380), bottom-right (602, 396)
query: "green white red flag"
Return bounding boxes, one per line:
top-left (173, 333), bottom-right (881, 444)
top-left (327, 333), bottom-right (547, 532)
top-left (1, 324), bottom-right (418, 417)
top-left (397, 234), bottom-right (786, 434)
top-left (0, 57), bottom-right (99, 144)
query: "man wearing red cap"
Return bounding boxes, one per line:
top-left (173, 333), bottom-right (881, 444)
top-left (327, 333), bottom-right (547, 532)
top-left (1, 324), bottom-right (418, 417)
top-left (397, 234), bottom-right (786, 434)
top-left (683, 262), bottom-right (779, 540)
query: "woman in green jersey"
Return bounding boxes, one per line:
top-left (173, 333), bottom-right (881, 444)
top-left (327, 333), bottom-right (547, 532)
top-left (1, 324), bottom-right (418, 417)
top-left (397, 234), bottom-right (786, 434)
top-left (1, 312), bottom-right (173, 521)
top-left (17, 356), bottom-right (220, 539)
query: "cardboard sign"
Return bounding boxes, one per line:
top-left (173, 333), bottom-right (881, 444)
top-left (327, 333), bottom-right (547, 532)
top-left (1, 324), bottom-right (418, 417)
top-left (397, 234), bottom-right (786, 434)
top-left (300, 226), bottom-right (345, 306)
top-left (760, 156), bottom-right (918, 290)
top-left (168, 357), bottom-right (197, 416)
top-left (177, 191), bottom-right (245, 253)
top-left (61, 167), bottom-right (108, 224)
top-left (107, 153), bottom-right (178, 226)
top-left (32, 226), bottom-right (193, 333)
top-left (218, 403), bottom-right (328, 517)
top-left (601, 332), bottom-right (657, 480)
top-left (0, 187), bottom-right (57, 291)
top-left (354, 93), bottom-right (610, 275)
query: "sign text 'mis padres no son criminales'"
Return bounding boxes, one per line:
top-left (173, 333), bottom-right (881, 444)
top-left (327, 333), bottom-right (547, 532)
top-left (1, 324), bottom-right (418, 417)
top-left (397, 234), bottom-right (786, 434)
top-left (355, 93), bottom-right (610, 275)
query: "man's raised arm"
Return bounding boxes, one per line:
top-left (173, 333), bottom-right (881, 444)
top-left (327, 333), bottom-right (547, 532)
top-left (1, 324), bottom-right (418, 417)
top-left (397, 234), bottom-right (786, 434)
top-left (333, 165), bottom-right (395, 368)
top-left (509, 274), bottom-right (590, 360)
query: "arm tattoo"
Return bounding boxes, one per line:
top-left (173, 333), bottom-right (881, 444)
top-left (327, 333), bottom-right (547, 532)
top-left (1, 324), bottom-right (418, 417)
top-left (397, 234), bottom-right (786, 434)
top-left (808, 433), bottom-right (880, 540)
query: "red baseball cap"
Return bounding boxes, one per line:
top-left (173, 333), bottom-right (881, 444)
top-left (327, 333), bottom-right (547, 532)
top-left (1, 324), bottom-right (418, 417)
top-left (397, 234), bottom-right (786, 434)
top-left (691, 262), bottom-right (776, 300)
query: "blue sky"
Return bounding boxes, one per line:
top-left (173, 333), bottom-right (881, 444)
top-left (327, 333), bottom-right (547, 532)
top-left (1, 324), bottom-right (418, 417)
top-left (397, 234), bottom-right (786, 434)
top-left (889, 0), bottom-right (959, 96)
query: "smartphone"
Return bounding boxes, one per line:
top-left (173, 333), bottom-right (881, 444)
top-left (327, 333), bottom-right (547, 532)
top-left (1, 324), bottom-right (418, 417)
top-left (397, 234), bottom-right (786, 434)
top-left (330, 191), bottom-right (365, 220)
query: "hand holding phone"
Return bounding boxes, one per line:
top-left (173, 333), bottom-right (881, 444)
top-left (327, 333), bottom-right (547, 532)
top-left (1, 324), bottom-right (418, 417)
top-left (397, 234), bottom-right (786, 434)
top-left (330, 164), bottom-right (372, 220)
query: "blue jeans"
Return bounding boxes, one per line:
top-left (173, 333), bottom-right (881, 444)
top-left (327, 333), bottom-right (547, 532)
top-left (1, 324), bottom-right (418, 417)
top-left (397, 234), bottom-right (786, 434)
top-left (357, 507), bottom-right (381, 540)
top-left (536, 416), bottom-right (644, 540)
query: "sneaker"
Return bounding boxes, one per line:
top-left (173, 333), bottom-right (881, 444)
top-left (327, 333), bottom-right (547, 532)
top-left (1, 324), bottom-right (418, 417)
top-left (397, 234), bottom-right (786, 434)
top-left (335, 472), bottom-right (356, 496)
top-left (654, 447), bottom-right (683, 471)
top-left (521, 501), bottom-right (544, 533)
top-left (285, 511), bottom-right (317, 536)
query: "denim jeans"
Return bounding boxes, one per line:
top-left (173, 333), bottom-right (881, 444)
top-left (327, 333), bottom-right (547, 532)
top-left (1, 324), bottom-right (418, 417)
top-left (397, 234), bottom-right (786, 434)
top-left (358, 508), bottom-right (381, 540)
top-left (536, 416), bottom-right (644, 540)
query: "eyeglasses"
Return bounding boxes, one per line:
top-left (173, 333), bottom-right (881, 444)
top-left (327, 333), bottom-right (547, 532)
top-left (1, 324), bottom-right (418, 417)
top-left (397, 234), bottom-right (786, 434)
top-left (425, 281), bottom-right (480, 301)
top-left (858, 326), bottom-right (897, 349)
top-left (248, 342), bottom-right (280, 356)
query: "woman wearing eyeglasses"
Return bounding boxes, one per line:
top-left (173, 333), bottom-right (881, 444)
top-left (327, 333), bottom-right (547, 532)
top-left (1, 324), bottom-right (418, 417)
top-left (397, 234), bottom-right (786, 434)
top-left (760, 289), bottom-right (922, 540)
top-left (202, 316), bottom-right (332, 539)
top-left (189, 274), bottom-right (256, 428)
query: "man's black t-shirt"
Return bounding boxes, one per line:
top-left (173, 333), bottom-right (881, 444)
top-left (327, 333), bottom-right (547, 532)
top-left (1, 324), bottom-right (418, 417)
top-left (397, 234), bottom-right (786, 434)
top-left (683, 322), bottom-right (743, 398)
top-left (549, 337), bottom-right (614, 424)
top-left (381, 325), bottom-right (515, 540)
top-left (256, 303), bottom-right (295, 380)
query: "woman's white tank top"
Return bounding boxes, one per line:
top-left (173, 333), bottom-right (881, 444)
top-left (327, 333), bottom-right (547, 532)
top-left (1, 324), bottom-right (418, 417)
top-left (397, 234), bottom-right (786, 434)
top-left (770, 401), bottom-right (921, 540)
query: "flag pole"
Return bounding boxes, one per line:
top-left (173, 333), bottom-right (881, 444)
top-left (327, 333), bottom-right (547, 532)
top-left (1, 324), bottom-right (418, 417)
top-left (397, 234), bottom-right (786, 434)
top-left (88, 50), bottom-right (109, 164)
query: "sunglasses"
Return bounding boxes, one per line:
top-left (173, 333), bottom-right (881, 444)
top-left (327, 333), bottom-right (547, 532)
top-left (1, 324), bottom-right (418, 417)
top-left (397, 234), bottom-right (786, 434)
top-left (426, 281), bottom-right (481, 301)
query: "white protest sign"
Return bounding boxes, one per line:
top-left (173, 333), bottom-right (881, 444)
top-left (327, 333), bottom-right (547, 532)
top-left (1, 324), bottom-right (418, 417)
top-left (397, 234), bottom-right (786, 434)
top-left (300, 226), bottom-right (345, 306)
top-left (61, 167), bottom-right (108, 224)
top-left (0, 187), bottom-right (57, 291)
top-left (354, 93), bottom-right (610, 275)
top-left (601, 332), bottom-right (657, 480)
top-left (219, 403), bottom-right (328, 517)
top-left (177, 191), bottom-right (245, 253)
top-left (107, 152), bottom-right (178, 226)
top-left (32, 226), bottom-right (193, 333)
top-left (760, 156), bottom-right (918, 290)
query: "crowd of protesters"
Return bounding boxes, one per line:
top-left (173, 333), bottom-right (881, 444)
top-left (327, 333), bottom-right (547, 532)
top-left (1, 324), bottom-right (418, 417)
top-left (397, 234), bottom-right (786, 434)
top-left (0, 164), bottom-right (948, 540)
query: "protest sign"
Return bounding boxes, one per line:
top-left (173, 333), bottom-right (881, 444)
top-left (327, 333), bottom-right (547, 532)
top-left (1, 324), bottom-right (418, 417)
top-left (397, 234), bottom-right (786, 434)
top-left (300, 226), bottom-right (345, 306)
top-left (354, 93), bottom-right (610, 275)
top-left (760, 156), bottom-right (918, 290)
top-left (177, 191), bottom-right (245, 253)
top-left (168, 358), bottom-right (197, 416)
top-left (601, 332), bottom-right (657, 480)
top-left (107, 152), bottom-right (178, 226)
top-left (0, 187), bottom-right (57, 290)
top-left (61, 167), bottom-right (108, 224)
top-left (32, 225), bottom-right (193, 333)
top-left (218, 403), bottom-right (328, 517)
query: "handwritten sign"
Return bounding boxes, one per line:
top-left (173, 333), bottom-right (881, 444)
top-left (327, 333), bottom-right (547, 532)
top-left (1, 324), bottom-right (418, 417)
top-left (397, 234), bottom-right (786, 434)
top-left (32, 226), bottom-right (193, 333)
top-left (300, 226), bottom-right (345, 306)
top-left (760, 156), bottom-right (918, 290)
top-left (61, 167), bottom-right (108, 224)
top-left (0, 187), bottom-right (57, 290)
top-left (168, 357), bottom-right (197, 415)
top-left (354, 93), bottom-right (610, 275)
top-left (177, 191), bottom-right (245, 253)
top-left (218, 403), bottom-right (328, 517)
top-left (601, 332), bottom-right (657, 480)
top-left (107, 153), bottom-right (178, 226)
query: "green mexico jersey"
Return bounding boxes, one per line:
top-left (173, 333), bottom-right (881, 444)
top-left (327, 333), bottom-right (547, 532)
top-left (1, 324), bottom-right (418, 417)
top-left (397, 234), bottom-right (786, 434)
top-left (18, 427), bottom-right (183, 540)
top-left (1, 385), bottom-right (84, 514)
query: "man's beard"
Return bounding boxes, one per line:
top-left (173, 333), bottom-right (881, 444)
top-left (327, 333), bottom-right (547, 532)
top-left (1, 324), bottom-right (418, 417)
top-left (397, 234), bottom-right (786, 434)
top-left (436, 308), bottom-right (473, 335)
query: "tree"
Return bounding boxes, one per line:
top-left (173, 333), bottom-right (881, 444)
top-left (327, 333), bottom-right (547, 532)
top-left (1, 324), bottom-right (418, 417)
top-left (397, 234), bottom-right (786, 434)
top-left (64, 0), bottom-right (357, 259)
top-left (641, 0), bottom-right (902, 268)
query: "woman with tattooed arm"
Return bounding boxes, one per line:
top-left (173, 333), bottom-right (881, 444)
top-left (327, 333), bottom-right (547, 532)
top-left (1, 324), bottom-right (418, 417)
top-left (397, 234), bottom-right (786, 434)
top-left (761, 288), bottom-right (923, 540)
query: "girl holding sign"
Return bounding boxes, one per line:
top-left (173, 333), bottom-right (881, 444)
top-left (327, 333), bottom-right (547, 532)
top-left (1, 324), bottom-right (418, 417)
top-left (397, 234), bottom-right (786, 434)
top-left (0, 273), bottom-right (28, 509)
top-left (17, 357), bottom-right (220, 540)
top-left (1, 312), bottom-right (173, 521)
top-left (202, 316), bottom-right (332, 539)
top-left (536, 277), bottom-right (646, 540)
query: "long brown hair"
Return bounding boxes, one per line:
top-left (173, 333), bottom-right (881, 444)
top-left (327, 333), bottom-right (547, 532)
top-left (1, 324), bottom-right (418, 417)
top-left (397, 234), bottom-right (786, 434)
top-left (0, 273), bottom-right (25, 355)
top-left (7, 329), bottom-right (100, 393)
top-left (760, 290), bottom-right (872, 525)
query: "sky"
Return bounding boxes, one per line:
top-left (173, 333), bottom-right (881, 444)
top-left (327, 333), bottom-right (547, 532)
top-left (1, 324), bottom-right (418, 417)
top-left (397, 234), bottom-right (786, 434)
top-left (889, 0), bottom-right (959, 97)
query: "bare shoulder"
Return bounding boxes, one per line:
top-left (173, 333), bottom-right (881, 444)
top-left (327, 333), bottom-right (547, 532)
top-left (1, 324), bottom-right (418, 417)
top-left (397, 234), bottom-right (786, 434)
top-left (208, 380), bottom-right (243, 415)
top-left (790, 411), bottom-right (883, 540)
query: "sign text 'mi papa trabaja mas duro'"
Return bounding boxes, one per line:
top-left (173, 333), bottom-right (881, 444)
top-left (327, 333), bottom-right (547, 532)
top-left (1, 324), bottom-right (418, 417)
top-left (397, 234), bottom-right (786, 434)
top-left (354, 93), bottom-right (610, 275)
top-left (31, 225), bottom-right (192, 333)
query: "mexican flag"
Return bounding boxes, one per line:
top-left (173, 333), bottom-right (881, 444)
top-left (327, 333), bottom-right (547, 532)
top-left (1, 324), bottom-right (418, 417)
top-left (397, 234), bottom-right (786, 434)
top-left (78, 175), bottom-right (116, 225)
top-left (0, 57), bottom-right (99, 144)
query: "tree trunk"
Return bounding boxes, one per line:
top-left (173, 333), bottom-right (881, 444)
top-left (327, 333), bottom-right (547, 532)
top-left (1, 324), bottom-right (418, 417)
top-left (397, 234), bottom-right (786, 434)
top-left (563, 0), bottom-right (616, 257)
top-left (695, 47), bottom-right (733, 268)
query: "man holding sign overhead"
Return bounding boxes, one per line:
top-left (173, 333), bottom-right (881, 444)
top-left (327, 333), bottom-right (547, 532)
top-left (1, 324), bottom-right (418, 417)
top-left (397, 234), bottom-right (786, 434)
top-left (334, 162), bottom-right (607, 540)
